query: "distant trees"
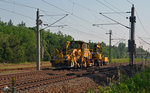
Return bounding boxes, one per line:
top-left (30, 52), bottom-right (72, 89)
top-left (17, 21), bottom-right (26, 27)
top-left (8, 19), bottom-right (13, 26)
top-left (0, 20), bottom-right (149, 63)
top-left (0, 23), bottom-right (36, 63)
top-left (118, 43), bottom-right (127, 58)
top-left (40, 30), bottom-right (73, 61)
top-left (0, 21), bottom-right (73, 63)
top-left (89, 42), bottom-right (127, 58)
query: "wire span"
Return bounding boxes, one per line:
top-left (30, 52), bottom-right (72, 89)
top-left (99, 13), bottom-right (130, 29)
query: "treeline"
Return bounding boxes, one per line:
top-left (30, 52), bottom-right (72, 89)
top-left (0, 20), bottom-right (149, 63)
top-left (90, 42), bottom-right (150, 59)
top-left (0, 20), bottom-right (73, 63)
top-left (89, 42), bottom-right (128, 58)
top-left (89, 40), bottom-right (149, 59)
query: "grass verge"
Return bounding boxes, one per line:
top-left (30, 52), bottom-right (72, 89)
top-left (88, 64), bottom-right (150, 93)
top-left (0, 61), bottom-right (50, 69)
top-left (112, 58), bottom-right (150, 63)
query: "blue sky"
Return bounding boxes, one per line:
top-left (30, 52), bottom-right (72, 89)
top-left (0, 0), bottom-right (150, 51)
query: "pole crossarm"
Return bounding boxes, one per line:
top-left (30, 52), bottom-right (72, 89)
top-left (100, 12), bottom-right (131, 14)
top-left (40, 14), bottom-right (68, 31)
top-left (43, 24), bottom-right (67, 27)
top-left (93, 23), bottom-right (118, 26)
top-left (99, 13), bottom-right (130, 29)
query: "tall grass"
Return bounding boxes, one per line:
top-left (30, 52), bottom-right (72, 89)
top-left (88, 66), bottom-right (150, 93)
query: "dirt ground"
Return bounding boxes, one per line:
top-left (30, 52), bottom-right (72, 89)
top-left (0, 62), bottom-right (147, 93)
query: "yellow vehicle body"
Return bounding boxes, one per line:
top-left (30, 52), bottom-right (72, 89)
top-left (50, 41), bottom-right (108, 68)
top-left (92, 44), bottom-right (108, 66)
top-left (51, 41), bottom-right (93, 68)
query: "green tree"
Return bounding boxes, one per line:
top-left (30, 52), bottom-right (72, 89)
top-left (118, 43), bottom-right (127, 58)
top-left (17, 21), bottom-right (26, 27)
top-left (8, 19), bottom-right (13, 26)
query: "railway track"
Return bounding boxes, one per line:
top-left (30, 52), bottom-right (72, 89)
top-left (0, 69), bottom-right (87, 91)
top-left (0, 62), bottom-right (144, 92)
top-left (17, 75), bottom-right (76, 90)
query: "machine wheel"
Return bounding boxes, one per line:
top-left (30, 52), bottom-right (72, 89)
top-left (71, 61), bottom-right (75, 67)
top-left (74, 61), bottom-right (78, 69)
top-left (103, 61), bottom-right (107, 65)
top-left (79, 60), bottom-right (84, 69)
top-left (83, 61), bottom-right (87, 68)
top-left (94, 60), bottom-right (102, 66)
top-left (97, 60), bottom-right (101, 66)
top-left (94, 60), bottom-right (99, 66)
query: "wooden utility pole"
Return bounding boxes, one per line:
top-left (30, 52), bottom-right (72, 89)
top-left (128, 5), bottom-right (136, 66)
top-left (106, 30), bottom-right (112, 63)
top-left (36, 9), bottom-right (40, 70)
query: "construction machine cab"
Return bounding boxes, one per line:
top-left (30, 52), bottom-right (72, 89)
top-left (66, 41), bottom-right (89, 56)
top-left (92, 43), bottom-right (108, 66)
top-left (50, 41), bottom-right (108, 68)
top-left (51, 41), bottom-right (92, 68)
top-left (68, 41), bottom-right (88, 49)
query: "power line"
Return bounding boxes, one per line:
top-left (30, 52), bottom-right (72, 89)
top-left (93, 24), bottom-right (126, 40)
top-left (1, 0), bottom-right (102, 37)
top-left (68, 0), bottom-right (118, 33)
top-left (94, 0), bottom-right (130, 39)
top-left (68, 25), bottom-right (104, 39)
top-left (0, 0), bottom-right (70, 28)
top-left (67, 0), bottom-right (106, 22)
top-left (40, 14), bottom-right (69, 31)
top-left (135, 10), bottom-right (150, 36)
top-left (92, 19), bottom-right (128, 40)
top-left (1, 0), bottom-right (72, 28)
top-left (0, 0), bottom-right (37, 9)
top-left (40, 11), bottom-right (66, 24)
top-left (0, 7), bottom-right (34, 20)
top-left (138, 37), bottom-right (150, 46)
top-left (113, 39), bottom-right (126, 46)
top-left (138, 37), bottom-right (150, 40)
top-left (0, 0), bottom-right (58, 13)
top-left (74, 0), bottom-right (129, 42)
top-left (112, 24), bottom-right (129, 37)
top-left (41, 10), bottom-right (107, 40)
top-left (103, 0), bottom-right (130, 16)
top-left (41, 0), bottom-right (109, 40)
top-left (79, 0), bottom-right (129, 40)
top-left (96, 0), bottom-right (116, 12)
top-left (70, 0), bottom-right (75, 14)
top-left (1, 0), bottom-right (123, 41)
top-left (68, 0), bottom-right (98, 13)
top-left (99, 13), bottom-right (130, 29)
top-left (0, 0), bottom-right (130, 44)
top-left (95, 0), bottom-right (130, 39)
top-left (103, 0), bottom-right (121, 11)
top-left (96, 0), bottom-right (131, 39)
top-left (41, 0), bottom-right (92, 24)
top-left (95, 0), bottom-right (126, 18)
top-left (66, 24), bottom-right (108, 41)
top-left (0, 1), bottom-right (101, 40)
top-left (126, 0), bottom-right (134, 5)
top-left (92, 23), bottom-right (126, 40)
